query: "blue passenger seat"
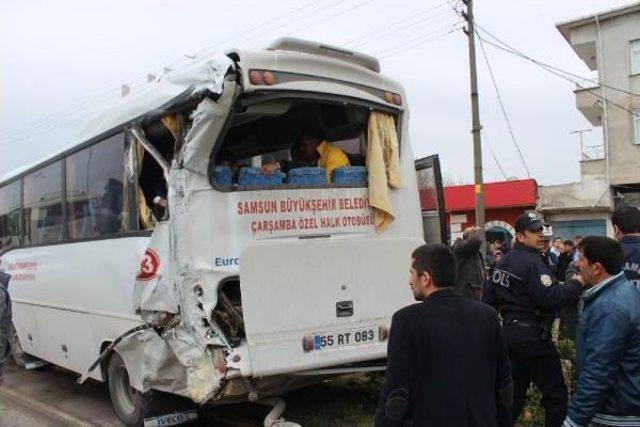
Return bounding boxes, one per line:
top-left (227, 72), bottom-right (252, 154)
top-left (331, 166), bottom-right (368, 185)
top-left (238, 167), bottom-right (283, 186)
top-left (286, 167), bottom-right (326, 185)
top-left (212, 166), bottom-right (233, 187)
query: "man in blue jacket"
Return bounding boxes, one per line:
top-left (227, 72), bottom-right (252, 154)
top-left (611, 205), bottom-right (640, 287)
top-left (563, 236), bottom-right (640, 427)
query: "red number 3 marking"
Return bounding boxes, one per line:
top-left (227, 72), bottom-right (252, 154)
top-left (137, 248), bottom-right (160, 281)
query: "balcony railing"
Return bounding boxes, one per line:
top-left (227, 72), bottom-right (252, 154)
top-left (581, 144), bottom-right (605, 161)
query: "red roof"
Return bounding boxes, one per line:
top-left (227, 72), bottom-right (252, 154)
top-left (442, 179), bottom-right (537, 212)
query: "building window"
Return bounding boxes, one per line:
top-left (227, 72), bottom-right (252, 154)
top-left (635, 109), bottom-right (640, 145)
top-left (632, 39), bottom-right (640, 75)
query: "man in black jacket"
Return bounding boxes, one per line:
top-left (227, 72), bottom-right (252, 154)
top-left (0, 269), bottom-right (11, 386)
top-left (612, 205), bottom-right (640, 286)
top-left (452, 226), bottom-right (485, 300)
top-left (375, 244), bottom-right (512, 427)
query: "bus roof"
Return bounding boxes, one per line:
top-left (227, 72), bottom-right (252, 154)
top-left (0, 54), bottom-right (234, 184)
top-left (1, 38), bottom-right (400, 185)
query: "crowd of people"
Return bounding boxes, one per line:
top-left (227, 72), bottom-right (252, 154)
top-left (376, 206), bottom-right (640, 427)
top-left (1, 206), bottom-right (639, 426)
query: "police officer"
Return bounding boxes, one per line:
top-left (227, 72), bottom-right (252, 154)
top-left (611, 205), bottom-right (640, 287)
top-left (483, 214), bottom-right (583, 427)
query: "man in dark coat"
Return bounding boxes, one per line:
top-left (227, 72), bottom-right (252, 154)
top-left (611, 205), bottom-right (640, 287)
top-left (0, 269), bottom-right (11, 386)
top-left (375, 244), bottom-right (512, 427)
top-left (452, 226), bottom-right (485, 300)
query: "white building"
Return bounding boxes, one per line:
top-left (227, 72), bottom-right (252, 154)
top-left (539, 2), bottom-right (640, 239)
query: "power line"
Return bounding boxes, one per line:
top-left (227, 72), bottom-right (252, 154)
top-left (1, 0), bottom-right (377, 147)
top-left (349, 8), bottom-right (454, 50)
top-left (286, 0), bottom-right (377, 37)
top-left (0, 0), bottom-right (330, 143)
top-left (476, 31), bottom-right (531, 178)
top-left (183, 0), bottom-right (330, 60)
top-left (477, 34), bottom-right (640, 119)
top-left (475, 24), bottom-right (640, 98)
top-left (344, 0), bottom-right (453, 45)
top-left (373, 22), bottom-right (462, 57)
top-left (485, 140), bottom-right (509, 180)
top-left (378, 27), bottom-right (461, 59)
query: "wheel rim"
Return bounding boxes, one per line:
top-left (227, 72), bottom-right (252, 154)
top-left (112, 364), bottom-right (138, 416)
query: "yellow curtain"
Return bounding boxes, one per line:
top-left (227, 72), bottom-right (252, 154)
top-left (161, 113), bottom-right (181, 153)
top-left (366, 111), bottom-right (402, 233)
top-left (136, 142), bottom-right (156, 230)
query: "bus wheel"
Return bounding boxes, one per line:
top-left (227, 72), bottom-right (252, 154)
top-left (108, 353), bottom-right (144, 426)
top-left (9, 323), bottom-right (32, 368)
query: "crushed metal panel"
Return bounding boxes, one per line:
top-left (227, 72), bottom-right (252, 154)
top-left (80, 56), bottom-right (235, 143)
top-left (112, 74), bottom-right (239, 404)
top-left (180, 75), bottom-right (238, 175)
top-left (133, 222), bottom-right (178, 314)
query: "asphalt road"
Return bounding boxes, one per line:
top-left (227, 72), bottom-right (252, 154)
top-left (0, 362), bottom-right (263, 427)
top-left (0, 360), bottom-right (378, 427)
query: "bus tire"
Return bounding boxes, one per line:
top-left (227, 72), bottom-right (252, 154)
top-left (107, 353), bottom-right (145, 427)
top-left (9, 323), bottom-right (33, 368)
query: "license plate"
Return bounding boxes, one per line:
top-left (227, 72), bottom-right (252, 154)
top-left (312, 328), bottom-right (376, 350)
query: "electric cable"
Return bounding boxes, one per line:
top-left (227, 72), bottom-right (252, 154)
top-left (0, 0), bottom-right (329, 142)
top-left (485, 139), bottom-right (510, 180)
top-left (378, 27), bottom-right (461, 59)
top-left (478, 34), bottom-right (640, 119)
top-left (475, 24), bottom-right (640, 98)
top-left (476, 31), bottom-right (531, 178)
top-left (285, 0), bottom-right (377, 38)
top-left (344, 0), bottom-right (453, 45)
top-left (349, 8), bottom-right (455, 50)
top-left (374, 22), bottom-right (462, 57)
top-left (379, 29), bottom-right (461, 59)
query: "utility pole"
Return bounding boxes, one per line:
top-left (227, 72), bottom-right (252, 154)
top-left (462, 0), bottom-right (485, 230)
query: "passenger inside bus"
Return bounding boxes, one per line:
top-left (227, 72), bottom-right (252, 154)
top-left (260, 129), bottom-right (350, 182)
top-left (210, 100), bottom-right (370, 189)
top-left (136, 115), bottom-right (179, 227)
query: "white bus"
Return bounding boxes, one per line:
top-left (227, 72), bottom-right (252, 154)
top-left (0, 38), bottom-right (423, 426)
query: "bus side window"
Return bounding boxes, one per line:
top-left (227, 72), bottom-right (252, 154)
top-left (23, 161), bottom-right (63, 245)
top-left (0, 180), bottom-right (21, 252)
top-left (66, 133), bottom-right (130, 239)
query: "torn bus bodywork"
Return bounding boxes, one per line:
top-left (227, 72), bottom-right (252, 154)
top-left (94, 55), bottom-right (326, 406)
top-left (79, 41), bottom-right (420, 411)
top-left (114, 60), bottom-right (244, 404)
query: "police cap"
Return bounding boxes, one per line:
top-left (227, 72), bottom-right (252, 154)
top-left (515, 213), bottom-right (544, 233)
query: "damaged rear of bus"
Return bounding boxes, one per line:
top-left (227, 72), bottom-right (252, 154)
top-left (10, 38), bottom-right (423, 425)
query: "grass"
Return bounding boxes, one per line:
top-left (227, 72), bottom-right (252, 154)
top-left (281, 373), bottom-right (383, 426)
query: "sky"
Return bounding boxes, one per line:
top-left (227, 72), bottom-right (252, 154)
top-left (0, 0), bottom-right (634, 185)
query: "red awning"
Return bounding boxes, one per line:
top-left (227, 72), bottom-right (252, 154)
top-left (442, 179), bottom-right (537, 212)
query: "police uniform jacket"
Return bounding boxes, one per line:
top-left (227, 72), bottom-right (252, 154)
top-left (620, 235), bottom-right (640, 286)
top-left (375, 288), bottom-right (512, 427)
top-left (483, 242), bottom-right (582, 324)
